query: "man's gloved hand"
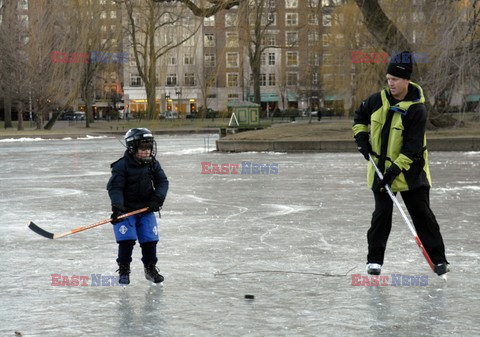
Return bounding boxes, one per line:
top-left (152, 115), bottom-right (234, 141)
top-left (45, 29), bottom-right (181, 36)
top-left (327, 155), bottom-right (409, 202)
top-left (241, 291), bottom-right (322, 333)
top-left (376, 164), bottom-right (401, 192)
top-left (146, 197), bottom-right (164, 212)
top-left (111, 205), bottom-right (126, 224)
top-left (354, 132), bottom-right (372, 161)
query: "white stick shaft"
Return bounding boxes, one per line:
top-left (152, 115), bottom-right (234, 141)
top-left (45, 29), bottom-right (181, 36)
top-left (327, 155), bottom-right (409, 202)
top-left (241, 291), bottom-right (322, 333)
top-left (368, 155), bottom-right (418, 237)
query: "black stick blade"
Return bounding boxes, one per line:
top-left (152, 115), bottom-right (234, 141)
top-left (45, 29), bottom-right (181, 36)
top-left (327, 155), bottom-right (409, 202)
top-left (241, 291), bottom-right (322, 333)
top-left (28, 222), bottom-right (54, 239)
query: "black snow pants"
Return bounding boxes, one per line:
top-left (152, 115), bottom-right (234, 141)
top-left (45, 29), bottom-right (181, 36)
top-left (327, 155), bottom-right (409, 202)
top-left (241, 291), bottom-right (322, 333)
top-left (367, 186), bottom-right (448, 266)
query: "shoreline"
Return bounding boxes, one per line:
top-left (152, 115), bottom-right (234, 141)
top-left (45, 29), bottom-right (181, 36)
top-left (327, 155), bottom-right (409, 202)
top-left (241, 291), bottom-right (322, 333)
top-left (215, 137), bottom-right (480, 152)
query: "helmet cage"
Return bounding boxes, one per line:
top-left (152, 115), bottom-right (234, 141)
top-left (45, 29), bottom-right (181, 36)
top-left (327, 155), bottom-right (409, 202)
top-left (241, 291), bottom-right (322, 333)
top-left (125, 128), bottom-right (157, 163)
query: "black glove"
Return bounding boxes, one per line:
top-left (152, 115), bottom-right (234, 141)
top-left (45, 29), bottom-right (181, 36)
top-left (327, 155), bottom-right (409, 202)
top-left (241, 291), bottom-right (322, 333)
top-left (146, 197), bottom-right (164, 212)
top-left (110, 205), bottom-right (126, 224)
top-left (376, 164), bottom-right (401, 192)
top-left (354, 132), bottom-right (371, 161)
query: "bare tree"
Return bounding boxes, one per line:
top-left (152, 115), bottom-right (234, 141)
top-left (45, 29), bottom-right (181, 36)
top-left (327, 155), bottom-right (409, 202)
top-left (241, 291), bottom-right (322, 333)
top-left (121, 0), bottom-right (201, 119)
top-left (0, 0), bottom-right (26, 129)
top-left (352, 0), bottom-right (480, 127)
top-left (61, 0), bottom-right (124, 128)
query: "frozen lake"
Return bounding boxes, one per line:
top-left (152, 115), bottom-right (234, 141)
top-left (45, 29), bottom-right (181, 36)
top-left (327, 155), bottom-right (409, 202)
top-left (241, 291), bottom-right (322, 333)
top-left (1, 134), bottom-right (479, 336)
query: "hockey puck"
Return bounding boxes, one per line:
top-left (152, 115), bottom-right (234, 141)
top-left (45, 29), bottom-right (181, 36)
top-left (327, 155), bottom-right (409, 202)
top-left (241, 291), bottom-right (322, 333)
top-left (244, 294), bottom-right (255, 300)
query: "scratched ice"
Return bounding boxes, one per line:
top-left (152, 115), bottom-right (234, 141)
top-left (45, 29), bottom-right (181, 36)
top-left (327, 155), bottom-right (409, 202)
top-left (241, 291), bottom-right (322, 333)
top-left (0, 134), bottom-right (479, 336)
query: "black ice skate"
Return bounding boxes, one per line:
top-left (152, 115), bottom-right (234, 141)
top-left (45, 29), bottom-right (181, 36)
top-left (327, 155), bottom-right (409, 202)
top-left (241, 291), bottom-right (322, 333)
top-left (366, 263), bottom-right (382, 275)
top-left (434, 262), bottom-right (450, 276)
top-left (117, 263), bottom-right (131, 286)
top-left (144, 264), bottom-right (164, 284)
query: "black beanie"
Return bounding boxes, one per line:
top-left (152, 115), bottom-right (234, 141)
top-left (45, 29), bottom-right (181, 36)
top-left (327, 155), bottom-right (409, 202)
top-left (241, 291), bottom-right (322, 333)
top-left (387, 51), bottom-right (413, 80)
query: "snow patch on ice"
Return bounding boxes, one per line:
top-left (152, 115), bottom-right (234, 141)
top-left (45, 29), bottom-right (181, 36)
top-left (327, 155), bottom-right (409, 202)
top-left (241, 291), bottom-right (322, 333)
top-left (436, 185), bottom-right (480, 192)
top-left (161, 147), bottom-right (206, 155)
top-left (0, 137), bottom-right (45, 142)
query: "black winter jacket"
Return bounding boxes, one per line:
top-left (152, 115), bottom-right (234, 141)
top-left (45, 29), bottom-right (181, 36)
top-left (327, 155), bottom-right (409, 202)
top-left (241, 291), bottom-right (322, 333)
top-left (107, 151), bottom-right (169, 211)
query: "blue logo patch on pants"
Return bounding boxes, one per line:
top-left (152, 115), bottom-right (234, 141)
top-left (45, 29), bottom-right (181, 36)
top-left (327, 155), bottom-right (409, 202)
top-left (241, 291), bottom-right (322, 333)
top-left (113, 212), bottom-right (159, 243)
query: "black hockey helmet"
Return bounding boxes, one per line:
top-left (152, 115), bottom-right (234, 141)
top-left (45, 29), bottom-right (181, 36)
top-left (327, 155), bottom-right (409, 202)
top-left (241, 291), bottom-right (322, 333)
top-left (124, 128), bottom-right (157, 162)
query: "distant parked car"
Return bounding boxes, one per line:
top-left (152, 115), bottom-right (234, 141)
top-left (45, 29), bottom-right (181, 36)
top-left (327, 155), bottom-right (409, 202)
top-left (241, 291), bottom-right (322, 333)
top-left (60, 111), bottom-right (85, 121)
top-left (159, 111), bottom-right (178, 119)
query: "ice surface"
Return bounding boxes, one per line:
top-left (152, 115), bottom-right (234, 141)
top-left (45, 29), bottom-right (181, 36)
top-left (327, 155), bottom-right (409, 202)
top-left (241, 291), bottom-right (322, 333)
top-left (1, 135), bottom-right (479, 336)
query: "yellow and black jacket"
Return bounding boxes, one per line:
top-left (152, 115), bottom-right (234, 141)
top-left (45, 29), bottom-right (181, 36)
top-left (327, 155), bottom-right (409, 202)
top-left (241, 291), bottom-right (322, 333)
top-left (352, 82), bottom-right (432, 192)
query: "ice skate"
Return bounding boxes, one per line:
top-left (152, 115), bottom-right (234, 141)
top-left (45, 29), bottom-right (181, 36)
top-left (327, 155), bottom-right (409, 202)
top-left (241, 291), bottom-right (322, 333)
top-left (366, 263), bottom-right (382, 275)
top-left (434, 262), bottom-right (450, 276)
top-left (144, 264), bottom-right (164, 285)
top-left (117, 263), bottom-right (131, 286)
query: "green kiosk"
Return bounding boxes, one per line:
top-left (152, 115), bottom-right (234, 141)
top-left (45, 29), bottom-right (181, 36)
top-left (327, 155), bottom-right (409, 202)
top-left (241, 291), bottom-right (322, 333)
top-left (227, 101), bottom-right (260, 127)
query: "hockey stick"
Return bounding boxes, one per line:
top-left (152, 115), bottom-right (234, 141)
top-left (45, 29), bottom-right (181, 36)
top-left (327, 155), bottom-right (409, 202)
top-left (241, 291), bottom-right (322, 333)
top-left (368, 155), bottom-right (442, 277)
top-left (28, 207), bottom-right (149, 239)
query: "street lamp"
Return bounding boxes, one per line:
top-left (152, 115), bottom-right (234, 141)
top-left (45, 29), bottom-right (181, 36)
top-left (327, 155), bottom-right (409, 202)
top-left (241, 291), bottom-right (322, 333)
top-left (165, 92), bottom-right (170, 112)
top-left (175, 87), bottom-right (182, 115)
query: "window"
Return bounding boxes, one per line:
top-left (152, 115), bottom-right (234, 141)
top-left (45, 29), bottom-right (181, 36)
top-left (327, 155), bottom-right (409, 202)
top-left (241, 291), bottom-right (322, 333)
top-left (268, 52), bottom-right (276, 65)
top-left (262, 34), bottom-right (276, 46)
top-left (287, 52), bottom-right (298, 66)
top-left (323, 14), bottom-right (332, 26)
top-left (285, 0), bottom-right (298, 8)
top-left (204, 16), bottom-right (215, 26)
top-left (308, 31), bottom-right (319, 46)
top-left (322, 33), bottom-right (329, 47)
top-left (261, 50), bottom-right (276, 66)
top-left (204, 54), bottom-right (216, 67)
top-left (184, 73), bottom-right (195, 86)
top-left (335, 33), bottom-right (344, 47)
top-left (268, 73), bottom-right (276, 86)
top-left (204, 33), bottom-right (215, 47)
top-left (260, 74), bottom-right (267, 86)
top-left (227, 73), bottom-right (239, 87)
top-left (226, 52), bottom-right (239, 67)
top-left (226, 32), bottom-right (239, 47)
top-left (100, 11), bottom-right (107, 19)
top-left (285, 13), bottom-right (298, 26)
top-left (312, 72), bottom-right (319, 85)
top-left (309, 52), bottom-right (320, 66)
top-left (225, 13), bottom-right (237, 27)
top-left (323, 53), bottom-right (331, 65)
top-left (168, 55), bottom-right (176, 65)
top-left (166, 74), bottom-right (177, 86)
top-left (130, 74), bottom-right (142, 87)
top-left (184, 54), bottom-right (194, 65)
top-left (262, 13), bottom-right (276, 26)
top-left (413, 12), bottom-right (425, 23)
top-left (18, 14), bottom-right (28, 27)
top-left (287, 72), bottom-right (298, 86)
top-left (18, 0), bottom-right (28, 9)
top-left (308, 14), bottom-right (319, 25)
top-left (309, 0), bottom-right (319, 7)
top-left (286, 31), bottom-right (298, 46)
top-left (413, 30), bottom-right (425, 44)
top-left (110, 11), bottom-right (117, 19)
top-left (183, 33), bottom-right (195, 47)
top-left (268, 0), bottom-right (276, 8)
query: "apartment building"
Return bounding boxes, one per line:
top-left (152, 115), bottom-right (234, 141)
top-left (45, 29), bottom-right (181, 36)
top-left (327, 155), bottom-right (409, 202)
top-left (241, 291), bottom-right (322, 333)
top-left (122, 0), bottom-right (346, 117)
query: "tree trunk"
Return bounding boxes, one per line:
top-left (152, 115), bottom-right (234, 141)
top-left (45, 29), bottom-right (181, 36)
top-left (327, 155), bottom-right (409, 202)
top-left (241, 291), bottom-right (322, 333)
top-left (3, 93), bottom-right (13, 128)
top-left (17, 101), bottom-right (24, 131)
top-left (34, 101), bottom-right (42, 130)
top-left (43, 111), bottom-right (62, 130)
